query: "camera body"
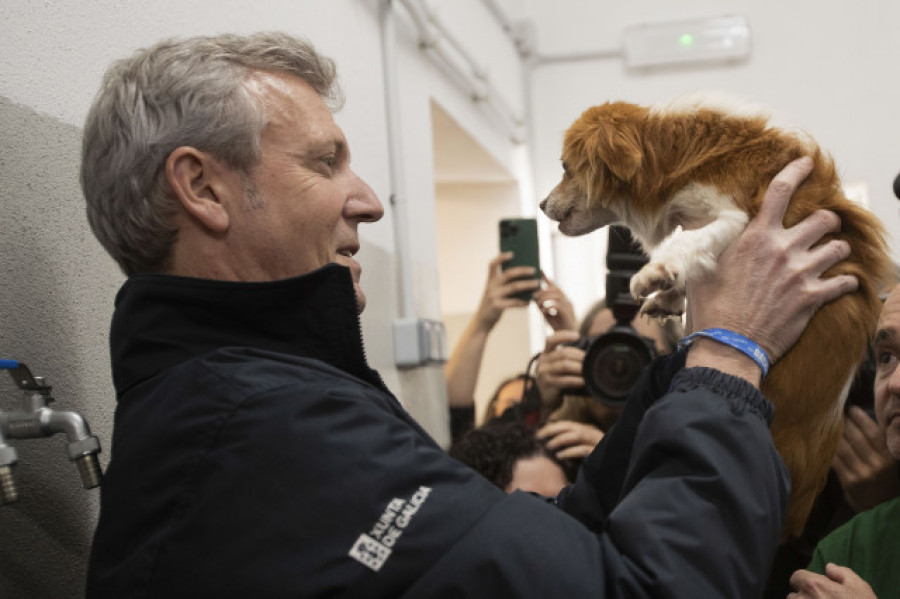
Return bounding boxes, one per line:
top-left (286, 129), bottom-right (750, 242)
top-left (575, 326), bottom-right (657, 405)
top-left (570, 226), bottom-right (658, 405)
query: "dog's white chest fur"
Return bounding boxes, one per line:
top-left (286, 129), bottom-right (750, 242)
top-left (624, 182), bottom-right (749, 317)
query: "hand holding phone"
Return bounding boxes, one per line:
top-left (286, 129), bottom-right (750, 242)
top-left (499, 218), bottom-right (540, 302)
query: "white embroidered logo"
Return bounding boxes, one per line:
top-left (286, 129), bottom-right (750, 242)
top-left (348, 486), bottom-right (432, 571)
top-left (348, 534), bottom-right (392, 572)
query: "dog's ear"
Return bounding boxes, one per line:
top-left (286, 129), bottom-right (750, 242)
top-left (589, 123), bottom-right (642, 181)
top-left (575, 103), bottom-right (643, 182)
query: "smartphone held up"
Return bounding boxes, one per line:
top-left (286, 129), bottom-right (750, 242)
top-left (499, 218), bottom-right (540, 302)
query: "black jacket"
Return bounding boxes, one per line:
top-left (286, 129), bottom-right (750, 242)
top-left (86, 264), bottom-right (789, 598)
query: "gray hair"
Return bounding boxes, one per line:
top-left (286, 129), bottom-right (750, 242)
top-left (80, 32), bottom-right (343, 275)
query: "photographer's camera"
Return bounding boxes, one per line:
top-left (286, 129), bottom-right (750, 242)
top-left (565, 226), bottom-right (657, 406)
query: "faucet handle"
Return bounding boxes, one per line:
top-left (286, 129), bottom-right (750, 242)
top-left (0, 360), bottom-right (52, 393)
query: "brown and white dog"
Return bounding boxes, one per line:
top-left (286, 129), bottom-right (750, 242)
top-left (540, 96), bottom-right (892, 539)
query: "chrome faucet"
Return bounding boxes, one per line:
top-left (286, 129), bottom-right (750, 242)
top-left (0, 359), bottom-right (102, 504)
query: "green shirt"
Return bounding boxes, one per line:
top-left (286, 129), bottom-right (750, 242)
top-left (808, 496), bottom-right (900, 598)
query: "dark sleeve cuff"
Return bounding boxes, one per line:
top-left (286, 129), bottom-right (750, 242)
top-left (556, 353), bottom-right (776, 532)
top-left (671, 366), bottom-right (775, 425)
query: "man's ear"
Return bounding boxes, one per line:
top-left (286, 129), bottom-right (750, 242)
top-left (165, 147), bottom-right (230, 233)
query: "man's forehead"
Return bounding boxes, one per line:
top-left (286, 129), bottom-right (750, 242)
top-left (875, 287), bottom-right (900, 341)
top-left (247, 70), bottom-right (347, 149)
top-left (244, 70), bottom-right (310, 104)
top-left (245, 71), bottom-right (326, 113)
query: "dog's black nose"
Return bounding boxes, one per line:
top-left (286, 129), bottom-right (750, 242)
top-left (893, 172), bottom-right (900, 200)
top-left (539, 198), bottom-right (547, 212)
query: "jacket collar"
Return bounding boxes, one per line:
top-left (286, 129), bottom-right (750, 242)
top-left (109, 263), bottom-right (382, 396)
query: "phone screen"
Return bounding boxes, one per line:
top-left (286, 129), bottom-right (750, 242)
top-left (499, 218), bottom-right (540, 302)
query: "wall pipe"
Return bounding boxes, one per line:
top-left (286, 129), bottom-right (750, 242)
top-left (398, 0), bottom-right (525, 143)
top-left (479, 0), bottom-right (512, 34)
top-left (532, 48), bottom-right (623, 66)
top-left (379, 0), bottom-right (417, 320)
top-left (478, 0), bottom-right (622, 66)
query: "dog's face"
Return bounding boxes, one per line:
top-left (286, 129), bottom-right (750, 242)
top-left (541, 164), bottom-right (618, 236)
top-left (540, 102), bottom-right (646, 236)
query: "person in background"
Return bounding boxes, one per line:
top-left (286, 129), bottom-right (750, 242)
top-left (831, 375), bottom-right (900, 515)
top-left (81, 31), bottom-right (859, 597)
top-left (448, 421), bottom-right (576, 497)
top-left (788, 285), bottom-right (900, 599)
top-left (535, 297), bottom-right (683, 459)
top-left (763, 299), bottom-right (900, 599)
top-left (444, 252), bottom-right (576, 439)
top-left (481, 374), bottom-right (529, 423)
top-left (536, 418), bottom-right (606, 461)
top-left (578, 296), bottom-right (682, 355)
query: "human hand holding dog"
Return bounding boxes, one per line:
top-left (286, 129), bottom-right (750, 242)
top-left (684, 157), bottom-right (859, 387)
top-left (788, 563), bottom-right (877, 599)
top-left (833, 405), bottom-right (900, 513)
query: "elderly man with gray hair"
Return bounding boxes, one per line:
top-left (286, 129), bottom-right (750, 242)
top-left (82, 32), bottom-right (857, 598)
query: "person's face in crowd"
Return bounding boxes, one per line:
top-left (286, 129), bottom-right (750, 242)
top-left (575, 307), bottom-right (667, 428)
top-left (587, 307), bottom-right (668, 354)
top-left (493, 378), bottom-right (526, 418)
top-left (505, 454), bottom-right (569, 497)
top-left (227, 71), bottom-right (384, 311)
top-left (873, 286), bottom-right (900, 460)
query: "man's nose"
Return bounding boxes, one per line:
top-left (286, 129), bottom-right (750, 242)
top-left (348, 172), bottom-right (384, 223)
top-left (889, 364), bottom-right (900, 393)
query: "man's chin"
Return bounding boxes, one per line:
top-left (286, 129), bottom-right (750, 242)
top-left (354, 285), bottom-right (367, 314)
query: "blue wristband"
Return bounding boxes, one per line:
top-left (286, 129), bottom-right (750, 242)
top-left (679, 328), bottom-right (770, 379)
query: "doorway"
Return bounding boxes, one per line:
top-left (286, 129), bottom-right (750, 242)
top-left (432, 101), bottom-right (535, 424)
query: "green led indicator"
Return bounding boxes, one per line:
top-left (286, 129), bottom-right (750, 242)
top-left (679, 33), bottom-right (694, 46)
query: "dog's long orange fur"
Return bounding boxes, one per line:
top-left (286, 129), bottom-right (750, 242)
top-left (546, 100), bottom-right (892, 539)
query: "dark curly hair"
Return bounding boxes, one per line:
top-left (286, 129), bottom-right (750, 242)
top-left (448, 421), bottom-right (576, 491)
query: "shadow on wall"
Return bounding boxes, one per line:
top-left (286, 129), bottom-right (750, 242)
top-left (0, 97), bottom-right (122, 598)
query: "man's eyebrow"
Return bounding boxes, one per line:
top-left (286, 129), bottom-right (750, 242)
top-left (293, 138), bottom-right (346, 161)
top-left (874, 328), bottom-right (894, 344)
top-left (317, 139), bottom-right (345, 154)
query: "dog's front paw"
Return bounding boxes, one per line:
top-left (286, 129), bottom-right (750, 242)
top-left (639, 289), bottom-right (686, 319)
top-left (630, 261), bottom-right (681, 300)
top-left (630, 262), bottom-right (686, 318)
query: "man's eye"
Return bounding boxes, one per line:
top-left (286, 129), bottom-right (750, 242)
top-left (875, 350), bottom-right (899, 373)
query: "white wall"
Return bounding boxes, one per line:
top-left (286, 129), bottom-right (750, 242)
top-left (0, 1), bottom-right (527, 596)
top-left (526, 0), bottom-right (900, 314)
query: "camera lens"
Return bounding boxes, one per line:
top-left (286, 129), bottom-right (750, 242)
top-left (582, 328), bottom-right (654, 405)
